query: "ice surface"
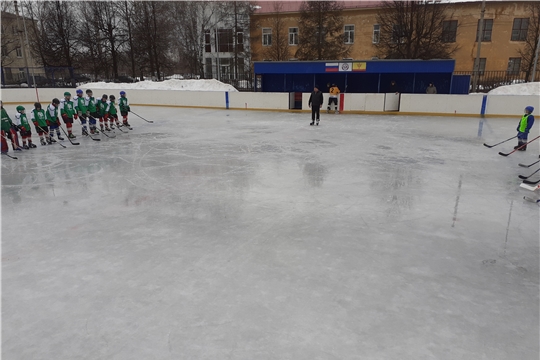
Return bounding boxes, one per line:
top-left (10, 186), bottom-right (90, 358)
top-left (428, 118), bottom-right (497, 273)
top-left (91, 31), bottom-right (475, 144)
top-left (2, 109), bottom-right (539, 359)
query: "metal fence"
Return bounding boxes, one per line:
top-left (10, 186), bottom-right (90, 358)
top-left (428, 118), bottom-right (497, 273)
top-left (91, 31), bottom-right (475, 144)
top-left (454, 70), bottom-right (540, 93)
top-left (0, 66), bottom-right (87, 88)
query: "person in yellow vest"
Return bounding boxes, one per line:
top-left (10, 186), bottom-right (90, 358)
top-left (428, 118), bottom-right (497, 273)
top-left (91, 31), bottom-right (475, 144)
top-left (515, 106), bottom-right (535, 151)
top-left (327, 83), bottom-right (340, 113)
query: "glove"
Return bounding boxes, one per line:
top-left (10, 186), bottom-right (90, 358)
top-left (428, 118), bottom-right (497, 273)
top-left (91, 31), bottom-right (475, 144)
top-left (33, 121), bottom-right (38, 127)
top-left (74, 113), bottom-right (78, 120)
top-left (19, 125), bottom-right (25, 132)
top-left (127, 106), bottom-right (130, 112)
top-left (62, 113), bottom-right (68, 121)
top-left (46, 120), bottom-right (51, 126)
top-left (11, 124), bottom-right (18, 131)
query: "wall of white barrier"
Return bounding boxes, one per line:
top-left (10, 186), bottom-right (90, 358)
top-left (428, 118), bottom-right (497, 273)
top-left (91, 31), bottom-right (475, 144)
top-left (1, 88), bottom-right (536, 117)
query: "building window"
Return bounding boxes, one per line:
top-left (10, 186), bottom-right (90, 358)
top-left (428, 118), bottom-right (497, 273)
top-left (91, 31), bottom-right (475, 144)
top-left (205, 58), bottom-right (212, 78)
top-left (392, 24), bottom-right (404, 44)
top-left (289, 27), bottom-right (298, 46)
top-left (216, 28), bottom-right (234, 53)
top-left (16, 47), bottom-right (22, 58)
top-left (511, 18), bottom-right (529, 41)
top-left (442, 20), bottom-right (458, 43)
top-left (476, 19), bottom-right (493, 42)
top-left (507, 57), bottom-right (521, 75)
top-left (344, 25), bottom-right (354, 44)
top-left (237, 31), bottom-right (244, 52)
top-left (204, 30), bottom-right (211, 53)
top-left (372, 24), bottom-right (380, 44)
top-left (262, 28), bottom-right (272, 46)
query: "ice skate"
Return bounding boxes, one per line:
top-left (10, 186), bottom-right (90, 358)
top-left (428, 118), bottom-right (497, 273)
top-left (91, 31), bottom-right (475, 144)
top-left (57, 135), bottom-right (65, 140)
top-left (22, 144), bottom-right (29, 150)
top-left (41, 138), bottom-right (47, 146)
top-left (29, 141), bottom-right (37, 148)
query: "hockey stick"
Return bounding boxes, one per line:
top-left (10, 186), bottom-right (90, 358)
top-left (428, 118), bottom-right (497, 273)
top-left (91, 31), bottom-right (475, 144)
top-left (0, 133), bottom-right (23, 151)
top-left (518, 168), bottom-right (540, 180)
top-left (114, 123), bottom-right (128, 133)
top-left (58, 126), bottom-right (80, 145)
top-left (130, 110), bottom-right (153, 123)
top-left (76, 118), bottom-right (101, 141)
top-left (520, 182), bottom-right (540, 191)
top-left (523, 178), bottom-right (540, 185)
top-left (36, 125), bottom-right (66, 148)
top-left (523, 196), bottom-right (540, 203)
top-left (1, 152), bottom-right (17, 159)
top-left (499, 135), bottom-right (540, 156)
top-left (518, 159), bottom-right (540, 168)
top-left (87, 116), bottom-right (116, 138)
top-left (483, 135), bottom-right (517, 148)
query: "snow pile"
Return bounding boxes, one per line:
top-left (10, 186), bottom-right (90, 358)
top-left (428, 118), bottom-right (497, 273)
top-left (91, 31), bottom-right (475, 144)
top-left (82, 79), bottom-right (238, 92)
top-left (488, 82), bottom-right (540, 95)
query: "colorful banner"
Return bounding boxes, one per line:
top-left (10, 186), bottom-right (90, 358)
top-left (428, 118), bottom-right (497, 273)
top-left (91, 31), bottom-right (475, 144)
top-left (325, 63), bottom-right (339, 72)
top-left (352, 62), bottom-right (367, 72)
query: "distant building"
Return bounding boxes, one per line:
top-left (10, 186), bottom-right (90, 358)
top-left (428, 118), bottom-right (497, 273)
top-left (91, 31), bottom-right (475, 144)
top-left (251, 1), bottom-right (537, 74)
top-left (1, 10), bottom-right (42, 86)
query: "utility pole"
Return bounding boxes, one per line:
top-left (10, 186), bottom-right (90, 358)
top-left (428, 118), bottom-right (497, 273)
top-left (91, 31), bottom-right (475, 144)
top-left (13, 1), bottom-right (33, 86)
top-left (472, 0), bottom-right (486, 93)
top-left (531, 33), bottom-right (540, 82)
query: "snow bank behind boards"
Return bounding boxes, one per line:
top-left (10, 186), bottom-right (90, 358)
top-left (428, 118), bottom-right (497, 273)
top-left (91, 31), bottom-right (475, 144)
top-left (488, 82), bottom-right (540, 96)
top-left (83, 79), bottom-right (239, 92)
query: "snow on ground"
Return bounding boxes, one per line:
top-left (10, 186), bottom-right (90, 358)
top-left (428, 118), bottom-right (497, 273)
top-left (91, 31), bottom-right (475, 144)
top-left (82, 79), bottom-right (238, 92)
top-left (488, 82), bottom-right (540, 95)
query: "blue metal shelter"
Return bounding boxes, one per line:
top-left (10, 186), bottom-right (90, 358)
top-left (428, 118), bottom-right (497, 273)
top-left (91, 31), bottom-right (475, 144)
top-left (253, 59), bottom-right (466, 94)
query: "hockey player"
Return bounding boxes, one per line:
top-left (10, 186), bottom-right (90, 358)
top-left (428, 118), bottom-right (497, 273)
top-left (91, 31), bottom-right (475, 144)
top-left (31, 102), bottom-right (50, 145)
top-left (107, 95), bottom-right (121, 129)
top-left (60, 91), bottom-right (77, 138)
top-left (46, 98), bottom-right (64, 142)
top-left (308, 85), bottom-right (323, 126)
top-left (85, 89), bottom-right (102, 131)
top-left (14, 106), bottom-right (36, 149)
top-left (515, 106), bottom-right (535, 151)
top-left (97, 94), bottom-right (110, 130)
top-left (75, 89), bottom-right (95, 135)
top-left (119, 91), bottom-right (132, 128)
top-left (1, 101), bottom-right (21, 153)
top-left (327, 84), bottom-right (340, 113)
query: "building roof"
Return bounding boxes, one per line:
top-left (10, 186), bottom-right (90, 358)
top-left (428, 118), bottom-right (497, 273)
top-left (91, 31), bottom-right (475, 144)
top-left (252, 1), bottom-right (384, 14)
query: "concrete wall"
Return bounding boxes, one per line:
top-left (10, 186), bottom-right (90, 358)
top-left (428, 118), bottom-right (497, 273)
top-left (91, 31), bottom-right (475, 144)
top-left (400, 94), bottom-right (483, 115)
top-left (1, 88), bottom-right (536, 117)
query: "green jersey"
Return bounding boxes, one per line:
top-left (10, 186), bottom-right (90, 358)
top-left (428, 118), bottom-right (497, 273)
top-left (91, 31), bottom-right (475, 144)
top-left (119, 97), bottom-right (130, 112)
top-left (85, 96), bottom-right (97, 113)
top-left (108, 100), bottom-right (117, 115)
top-left (98, 100), bottom-right (108, 116)
top-left (31, 109), bottom-right (47, 127)
top-left (46, 104), bottom-right (59, 122)
top-left (75, 95), bottom-right (87, 113)
top-left (1, 107), bottom-right (13, 132)
top-left (15, 112), bottom-right (31, 130)
top-left (60, 98), bottom-right (75, 118)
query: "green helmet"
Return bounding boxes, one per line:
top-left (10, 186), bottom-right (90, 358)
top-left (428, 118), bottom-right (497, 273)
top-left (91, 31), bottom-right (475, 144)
top-left (64, 91), bottom-right (71, 96)
top-left (16, 105), bottom-right (25, 112)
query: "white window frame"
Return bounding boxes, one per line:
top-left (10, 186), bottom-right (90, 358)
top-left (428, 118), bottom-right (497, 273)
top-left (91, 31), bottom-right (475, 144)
top-left (372, 24), bottom-right (380, 44)
top-left (289, 27), bottom-right (299, 46)
top-left (344, 24), bottom-right (355, 44)
top-left (262, 28), bottom-right (272, 46)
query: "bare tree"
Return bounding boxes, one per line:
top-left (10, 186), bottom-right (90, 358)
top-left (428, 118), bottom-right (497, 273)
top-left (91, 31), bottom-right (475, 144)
top-left (518, 2), bottom-right (540, 81)
top-left (296, 1), bottom-right (349, 60)
top-left (375, 0), bottom-right (458, 59)
top-left (131, 1), bottom-right (173, 80)
top-left (263, 2), bottom-right (290, 61)
top-left (1, 11), bottom-right (22, 66)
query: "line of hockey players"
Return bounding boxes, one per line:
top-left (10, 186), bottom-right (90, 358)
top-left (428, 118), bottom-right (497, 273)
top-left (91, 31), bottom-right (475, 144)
top-left (1, 90), bottom-right (131, 153)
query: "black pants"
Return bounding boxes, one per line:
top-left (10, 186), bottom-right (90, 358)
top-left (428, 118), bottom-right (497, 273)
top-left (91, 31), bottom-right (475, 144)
top-left (311, 106), bottom-right (320, 121)
top-left (328, 97), bottom-right (338, 109)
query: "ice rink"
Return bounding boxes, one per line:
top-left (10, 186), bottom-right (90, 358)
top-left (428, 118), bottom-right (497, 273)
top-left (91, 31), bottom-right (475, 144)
top-left (2, 107), bottom-right (539, 359)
